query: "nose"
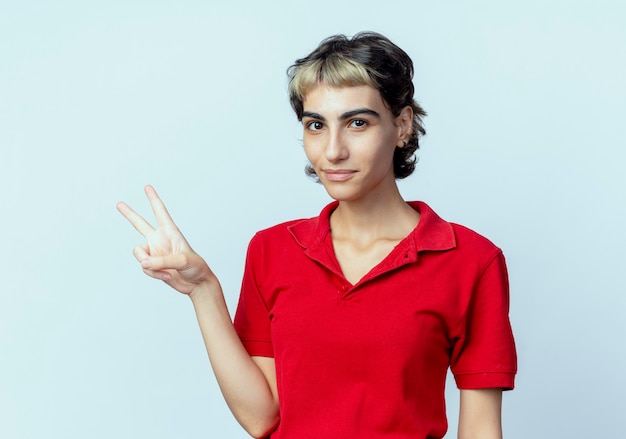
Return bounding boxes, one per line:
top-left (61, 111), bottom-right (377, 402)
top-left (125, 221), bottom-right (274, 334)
top-left (324, 129), bottom-right (348, 163)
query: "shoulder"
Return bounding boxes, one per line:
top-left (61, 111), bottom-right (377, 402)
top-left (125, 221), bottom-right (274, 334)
top-left (450, 222), bottom-right (502, 257)
top-left (247, 215), bottom-right (320, 255)
top-left (412, 201), bottom-right (503, 266)
top-left (449, 222), bottom-right (505, 276)
top-left (248, 218), bottom-right (303, 247)
top-left (250, 202), bottom-right (336, 250)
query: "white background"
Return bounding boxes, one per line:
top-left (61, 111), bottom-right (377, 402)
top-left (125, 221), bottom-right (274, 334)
top-left (1, 1), bottom-right (625, 437)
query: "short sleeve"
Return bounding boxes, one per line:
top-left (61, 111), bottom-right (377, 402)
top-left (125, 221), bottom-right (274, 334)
top-left (450, 251), bottom-right (517, 390)
top-left (233, 235), bottom-right (274, 357)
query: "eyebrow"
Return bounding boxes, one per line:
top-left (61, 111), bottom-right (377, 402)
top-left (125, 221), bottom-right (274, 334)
top-left (301, 108), bottom-right (381, 121)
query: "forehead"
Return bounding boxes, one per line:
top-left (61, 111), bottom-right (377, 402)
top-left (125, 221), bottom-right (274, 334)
top-left (302, 84), bottom-right (388, 113)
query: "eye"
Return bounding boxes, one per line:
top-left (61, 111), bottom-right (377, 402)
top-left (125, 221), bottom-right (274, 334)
top-left (349, 119), bottom-right (367, 128)
top-left (305, 120), bottom-right (324, 131)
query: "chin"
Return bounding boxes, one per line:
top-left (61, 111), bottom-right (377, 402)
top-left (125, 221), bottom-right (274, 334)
top-left (322, 187), bottom-right (362, 203)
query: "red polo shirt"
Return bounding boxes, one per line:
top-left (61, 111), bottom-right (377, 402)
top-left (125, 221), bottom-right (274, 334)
top-left (234, 201), bottom-right (517, 438)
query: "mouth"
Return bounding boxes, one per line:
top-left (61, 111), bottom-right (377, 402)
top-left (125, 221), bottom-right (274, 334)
top-left (322, 169), bottom-right (356, 182)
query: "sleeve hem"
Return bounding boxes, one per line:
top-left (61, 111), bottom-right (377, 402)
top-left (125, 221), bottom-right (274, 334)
top-left (241, 339), bottom-right (274, 358)
top-left (454, 371), bottom-right (516, 391)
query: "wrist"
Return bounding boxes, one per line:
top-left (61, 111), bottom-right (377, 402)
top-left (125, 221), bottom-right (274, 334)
top-left (188, 276), bottom-right (222, 303)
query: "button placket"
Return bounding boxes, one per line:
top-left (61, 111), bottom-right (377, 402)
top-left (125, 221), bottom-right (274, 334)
top-left (336, 282), bottom-right (350, 301)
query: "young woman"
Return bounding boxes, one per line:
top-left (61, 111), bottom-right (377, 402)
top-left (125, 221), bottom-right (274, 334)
top-left (117, 32), bottom-right (516, 439)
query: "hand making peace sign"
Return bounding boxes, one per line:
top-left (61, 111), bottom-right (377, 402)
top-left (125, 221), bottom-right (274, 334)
top-left (116, 185), bottom-right (215, 295)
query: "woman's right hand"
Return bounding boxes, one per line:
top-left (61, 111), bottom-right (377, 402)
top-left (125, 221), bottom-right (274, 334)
top-left (118, 186), bottom-right (279, 437)
top-left (117, 185), bottom-right (215, 295)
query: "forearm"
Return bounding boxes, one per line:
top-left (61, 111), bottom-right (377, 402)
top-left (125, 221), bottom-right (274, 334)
top-left (189, 280), bottom-right (279, 438)
top-left (458, 389), bottom-right (503, 439)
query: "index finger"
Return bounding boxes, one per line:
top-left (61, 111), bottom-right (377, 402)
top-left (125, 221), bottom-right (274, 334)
top-left (116, 201), bottom-right (155, 237)
top-left (144, 185), bottom-right (176, 228)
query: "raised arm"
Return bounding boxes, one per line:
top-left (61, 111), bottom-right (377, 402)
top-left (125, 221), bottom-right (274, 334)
top-left (117, 185), bottom-right (279, 438)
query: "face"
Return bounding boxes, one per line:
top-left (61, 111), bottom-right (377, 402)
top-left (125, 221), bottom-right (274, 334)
top-left (301, 84), bottom-right (412, 203)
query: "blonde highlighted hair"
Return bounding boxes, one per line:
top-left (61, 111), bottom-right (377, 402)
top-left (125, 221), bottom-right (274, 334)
top-left (289, 57), bottom-right (378, 105)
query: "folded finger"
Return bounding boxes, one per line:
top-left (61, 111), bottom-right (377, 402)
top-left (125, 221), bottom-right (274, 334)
top-left (142, 268), bottom-right (172, 281)
top-left (133, 244), bottom-right (149, 263)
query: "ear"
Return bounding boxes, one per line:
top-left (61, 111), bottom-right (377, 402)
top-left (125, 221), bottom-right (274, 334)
top-left (396, 105), bottom-right (413, 147)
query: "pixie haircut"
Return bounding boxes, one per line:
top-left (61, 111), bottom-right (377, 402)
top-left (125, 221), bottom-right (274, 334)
top-left (288, 31), bottom-right (427, 179)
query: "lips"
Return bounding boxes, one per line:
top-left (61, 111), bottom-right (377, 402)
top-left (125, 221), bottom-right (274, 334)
top-left (322, 169), bottom-right (356, 182)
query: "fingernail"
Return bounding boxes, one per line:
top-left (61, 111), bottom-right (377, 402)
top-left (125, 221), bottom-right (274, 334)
top-left (162, 272), bottom-right (171, 280)
top-left (141, 259), bottom-right (152, 269)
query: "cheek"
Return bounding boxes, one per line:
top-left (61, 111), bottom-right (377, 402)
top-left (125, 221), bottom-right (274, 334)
top-left (372, 139), bottom-right (398, 162)
top-left (370, 143), bottom-right (399, 174)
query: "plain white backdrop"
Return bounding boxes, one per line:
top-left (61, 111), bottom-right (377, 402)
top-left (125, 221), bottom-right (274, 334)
top-left (1, 1), bottom-right (625, 437)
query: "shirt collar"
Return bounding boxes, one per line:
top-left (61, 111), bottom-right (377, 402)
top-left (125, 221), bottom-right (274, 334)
top-left (287, 201), bottom-right (456, 253)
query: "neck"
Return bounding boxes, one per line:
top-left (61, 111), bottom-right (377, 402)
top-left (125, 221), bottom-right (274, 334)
top-left (331, 185), bottom-right (419, 241)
